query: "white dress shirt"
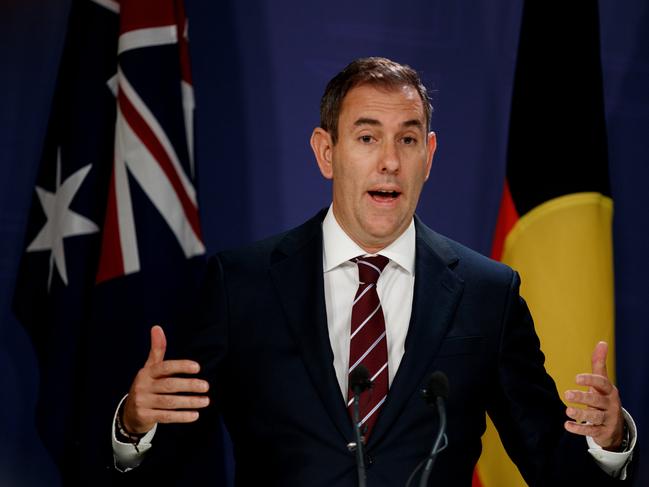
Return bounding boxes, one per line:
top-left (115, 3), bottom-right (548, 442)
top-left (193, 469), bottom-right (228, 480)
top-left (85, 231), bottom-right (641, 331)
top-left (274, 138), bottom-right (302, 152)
top-left (322, 206), bottom-right (415, 397)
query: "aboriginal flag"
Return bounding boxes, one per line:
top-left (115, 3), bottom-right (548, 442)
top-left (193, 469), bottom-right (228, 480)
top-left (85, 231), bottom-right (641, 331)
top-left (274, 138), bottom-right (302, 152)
top-left (474, 1), bottom-right (614, 486)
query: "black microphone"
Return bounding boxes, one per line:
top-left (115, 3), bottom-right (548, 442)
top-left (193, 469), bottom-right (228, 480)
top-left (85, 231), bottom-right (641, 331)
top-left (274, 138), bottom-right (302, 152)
top-left (349, 364), bottom-right (372, 487)
top-left (418, 371), bottom-right (449, 487)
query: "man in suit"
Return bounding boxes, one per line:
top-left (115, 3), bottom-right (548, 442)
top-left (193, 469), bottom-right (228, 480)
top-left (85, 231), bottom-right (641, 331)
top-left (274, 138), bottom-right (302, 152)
top-left (113, 57), bottom-right (635, 485)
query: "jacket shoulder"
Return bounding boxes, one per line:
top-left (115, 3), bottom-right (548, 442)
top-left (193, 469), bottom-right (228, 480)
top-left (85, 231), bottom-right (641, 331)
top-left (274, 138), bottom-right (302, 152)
top-left (209, 208), bottom-right (326, 273)
top-left (415, 217), bottom-right (516, 287)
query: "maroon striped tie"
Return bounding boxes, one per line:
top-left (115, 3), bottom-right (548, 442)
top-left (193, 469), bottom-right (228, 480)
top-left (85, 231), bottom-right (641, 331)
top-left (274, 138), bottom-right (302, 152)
top-left (347, 255), bottom-right (389, 440)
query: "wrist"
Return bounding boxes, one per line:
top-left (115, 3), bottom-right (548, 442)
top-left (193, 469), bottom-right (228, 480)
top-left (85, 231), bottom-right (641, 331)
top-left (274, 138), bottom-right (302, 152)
top-left (603, 420), bottom-right (629, 452)
top-left (115, 400), bottom-right (146, 451)
top-left (618, 421), bottom-right (630, 452)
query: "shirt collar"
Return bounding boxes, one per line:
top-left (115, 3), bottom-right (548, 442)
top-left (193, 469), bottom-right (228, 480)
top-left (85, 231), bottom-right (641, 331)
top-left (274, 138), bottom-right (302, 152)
top-left (322, 205), bottom-right (416, 275)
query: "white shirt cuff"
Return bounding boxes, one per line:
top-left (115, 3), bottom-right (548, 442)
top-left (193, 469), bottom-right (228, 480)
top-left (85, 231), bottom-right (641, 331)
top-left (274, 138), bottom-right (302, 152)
top-left (112, 394), bottom-right (157, 472)
top-left (586, 407), bottom-right (636, 479)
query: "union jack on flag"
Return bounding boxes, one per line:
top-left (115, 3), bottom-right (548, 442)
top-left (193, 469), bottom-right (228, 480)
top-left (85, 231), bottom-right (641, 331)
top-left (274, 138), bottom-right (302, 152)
top-left (97, 0), bottom-right (204, 282)
top-left (13, 0), bottom-right (225, 484)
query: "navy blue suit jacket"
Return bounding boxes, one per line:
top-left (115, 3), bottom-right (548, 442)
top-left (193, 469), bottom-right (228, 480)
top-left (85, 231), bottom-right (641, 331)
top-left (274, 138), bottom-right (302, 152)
top-left (124, 209), bottom-right (623, 486)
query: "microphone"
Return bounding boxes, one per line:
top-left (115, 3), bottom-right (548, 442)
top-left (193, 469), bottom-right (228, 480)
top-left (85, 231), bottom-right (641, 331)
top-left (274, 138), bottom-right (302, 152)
top-left (418, 371), bottom-right (449, 487)
top-left (405, 371), bottom-right (449, 487)
top-left (349, 364), bottom-right (372, 487)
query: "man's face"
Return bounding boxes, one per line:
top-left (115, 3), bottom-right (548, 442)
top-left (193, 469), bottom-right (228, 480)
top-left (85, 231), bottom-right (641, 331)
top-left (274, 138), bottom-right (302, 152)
top-left (311, 84), bottom-right (436, 253)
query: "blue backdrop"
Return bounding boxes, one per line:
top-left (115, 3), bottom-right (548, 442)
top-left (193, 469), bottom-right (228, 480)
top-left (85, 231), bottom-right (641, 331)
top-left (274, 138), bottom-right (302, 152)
top-left (1, 1), bottom-right (647, 485)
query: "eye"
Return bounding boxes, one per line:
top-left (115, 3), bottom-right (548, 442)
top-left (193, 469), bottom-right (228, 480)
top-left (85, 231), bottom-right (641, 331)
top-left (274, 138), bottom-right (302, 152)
top-left (402, 136), bottom-right (417, 145)
top-left (359, 135), bottom-right (374, 144)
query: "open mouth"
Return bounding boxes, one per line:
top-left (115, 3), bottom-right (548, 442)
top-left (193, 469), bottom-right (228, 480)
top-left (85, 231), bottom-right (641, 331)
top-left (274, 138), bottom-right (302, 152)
top-left (368, 189), bottom-right (401, 202)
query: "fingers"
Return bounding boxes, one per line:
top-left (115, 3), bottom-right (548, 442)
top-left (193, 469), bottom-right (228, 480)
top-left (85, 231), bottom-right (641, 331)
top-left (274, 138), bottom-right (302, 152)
top-left (564, 420), bottom-right (602, 437)
top-left (564, 377), bottom-right (619, 426)
top-left (575, 373), bottom-right (614, 395)
top-left (565, 406), bottom-right (606, 426)
top-left (591, 341), bottom-right (608, 378)
top-left (126, 399), bottom-right (207, 432)
top-left (565, 389), bottom-right (608, 409)
top-left (149, 359), bottom-right (201, 379)
top-left (145, 325), bottom-right (167, 366)
top-left (150, 377), bottom-right (209, 394)
top-left (564, 414), bottom-right (624, 450)
top-left (133, 392), bottom-right (210, 411)
top-left (149, 410), bottom-right (201, 424)
top-left (124, 383), bottom-right (210, 434)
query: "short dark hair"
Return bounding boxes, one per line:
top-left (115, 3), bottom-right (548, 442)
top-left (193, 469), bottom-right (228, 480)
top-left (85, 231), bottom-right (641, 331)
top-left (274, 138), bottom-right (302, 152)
top-left (319, 57), bottom-right (432, 144)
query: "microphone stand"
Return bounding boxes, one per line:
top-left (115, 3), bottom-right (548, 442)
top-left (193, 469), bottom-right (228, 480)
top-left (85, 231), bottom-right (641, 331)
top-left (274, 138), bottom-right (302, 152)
top-left (405, 371), bottom-right (449, 487)
top-left (352, 389), bottom-right (367, 487)
top-left (418, 396), bottom-right (447, 487)
top-left (349, 365), bottom-right (371, 487)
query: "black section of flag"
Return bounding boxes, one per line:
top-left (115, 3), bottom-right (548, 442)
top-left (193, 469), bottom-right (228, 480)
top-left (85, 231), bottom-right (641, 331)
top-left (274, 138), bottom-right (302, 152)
top-left (507, 0), bottom-right (610, 217)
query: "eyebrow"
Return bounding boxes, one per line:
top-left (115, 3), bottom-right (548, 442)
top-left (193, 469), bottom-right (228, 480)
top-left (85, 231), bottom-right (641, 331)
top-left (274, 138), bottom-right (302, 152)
top-left (402, 119), bottom-right (424, 129)
top-left (353, 117), bottom-right (381, 127)
top-left (353, 118), bottom-right (424, 129)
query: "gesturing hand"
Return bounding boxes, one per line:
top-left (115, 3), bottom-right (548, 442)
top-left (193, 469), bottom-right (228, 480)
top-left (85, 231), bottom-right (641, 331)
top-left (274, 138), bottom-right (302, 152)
top-left (564, 341), bottom-right (624, 451)
top-left (122, 325), bottom-right (210, 435)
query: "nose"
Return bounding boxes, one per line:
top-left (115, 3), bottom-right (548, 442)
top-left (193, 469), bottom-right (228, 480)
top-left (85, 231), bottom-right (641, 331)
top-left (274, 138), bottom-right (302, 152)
top-left (379, 141), bottom-right (400, 174)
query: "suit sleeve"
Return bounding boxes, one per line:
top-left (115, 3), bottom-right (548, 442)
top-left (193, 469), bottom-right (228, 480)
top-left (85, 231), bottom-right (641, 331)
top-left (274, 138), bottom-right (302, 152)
top-left (487, 270), bottom-right (627, 485)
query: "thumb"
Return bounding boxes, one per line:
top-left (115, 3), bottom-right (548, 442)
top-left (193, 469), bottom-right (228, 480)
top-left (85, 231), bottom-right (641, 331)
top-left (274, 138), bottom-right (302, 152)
top-left (145, 325), bottom-right (167, 366)
top-left (591, 340), bottom-right (608, 378)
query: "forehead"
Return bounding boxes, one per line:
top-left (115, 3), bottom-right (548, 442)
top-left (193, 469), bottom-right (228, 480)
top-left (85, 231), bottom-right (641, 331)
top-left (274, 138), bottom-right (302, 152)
top-left (338, 84), bottom-right (426, 126)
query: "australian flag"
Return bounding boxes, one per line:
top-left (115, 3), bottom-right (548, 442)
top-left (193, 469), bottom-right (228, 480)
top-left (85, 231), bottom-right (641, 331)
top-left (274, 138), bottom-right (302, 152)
top-left (13, 0), bottom-right (225, 484)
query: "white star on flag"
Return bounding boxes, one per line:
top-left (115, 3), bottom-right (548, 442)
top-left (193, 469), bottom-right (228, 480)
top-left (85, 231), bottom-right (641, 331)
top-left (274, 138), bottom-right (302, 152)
top-left (27, 148), bottom-right (99, 290)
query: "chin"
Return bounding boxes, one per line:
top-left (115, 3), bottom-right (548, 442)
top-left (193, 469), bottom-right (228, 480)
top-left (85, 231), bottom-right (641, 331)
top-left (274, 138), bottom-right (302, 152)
top-left (363, 222), bottom-right (403, 245)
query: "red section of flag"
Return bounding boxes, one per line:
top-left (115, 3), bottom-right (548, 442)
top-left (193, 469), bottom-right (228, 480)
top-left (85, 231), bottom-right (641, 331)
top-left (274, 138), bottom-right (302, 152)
top-left (472, 468), bottom-right (485, 487)
top-left (96, 163), bottom-right (125, 283)
top-left (119, 0), bottom-right (177, 34)
top-left (490, 180), bottom-right (519, 261)
top-left (117, 88), bottom-right (203, 241)
top-left (174, 0), bottom-right (192, 85)
top-left (474, 180), bottom-right (519, 486)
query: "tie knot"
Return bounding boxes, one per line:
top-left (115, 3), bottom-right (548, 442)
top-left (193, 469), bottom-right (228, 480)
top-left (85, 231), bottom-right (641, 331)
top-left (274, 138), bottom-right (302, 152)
top-left (354, 255), bottom-right (389, 285)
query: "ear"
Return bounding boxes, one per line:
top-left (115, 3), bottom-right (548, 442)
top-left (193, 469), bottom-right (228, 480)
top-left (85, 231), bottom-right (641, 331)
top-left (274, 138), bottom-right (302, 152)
top-left (423, 131), bottom-right (437, 181)
top-left (310, 127), bottom-right (334, 180)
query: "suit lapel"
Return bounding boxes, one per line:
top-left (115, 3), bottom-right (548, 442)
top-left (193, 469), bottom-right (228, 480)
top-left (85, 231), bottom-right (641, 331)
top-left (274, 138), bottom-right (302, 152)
top-left (267, 211), bottom-right (465, 448)
top-left (269, 211), bottom-right (353, 443)
top-left (369, 218), bottom-right (464, 447)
